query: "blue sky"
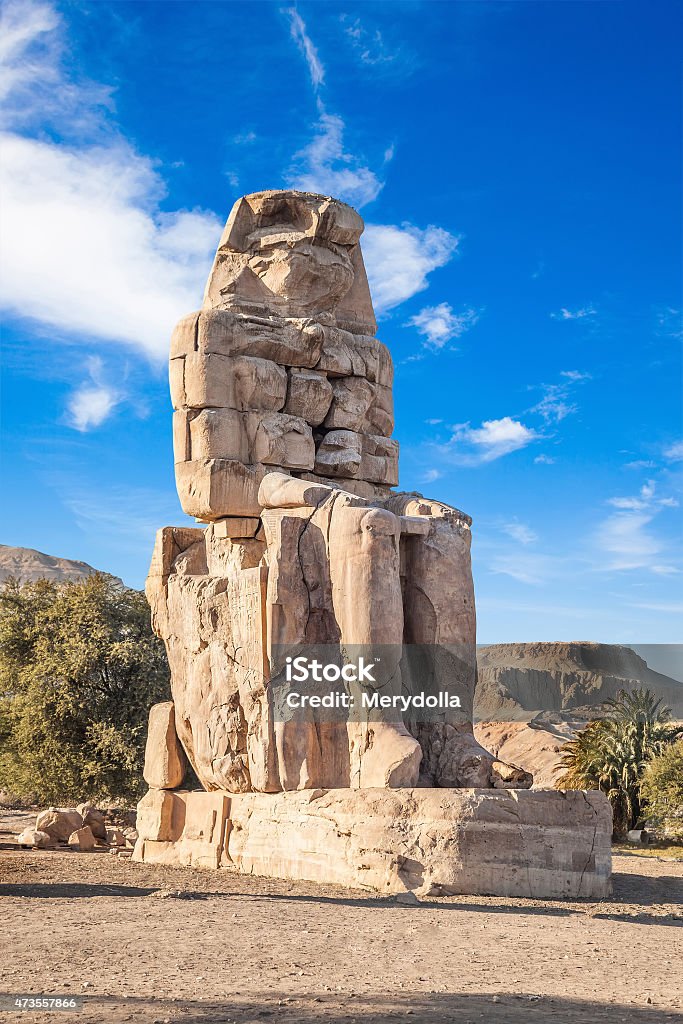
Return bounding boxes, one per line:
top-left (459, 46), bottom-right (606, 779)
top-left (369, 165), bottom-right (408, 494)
top-left (0, 0), bottom-right (681, 643)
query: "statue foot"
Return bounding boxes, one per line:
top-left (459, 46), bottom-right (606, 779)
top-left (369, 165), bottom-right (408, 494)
top-left (418, 723), bottom-right (533, 789)
top-left (355, 722), bottom-right (422, 788)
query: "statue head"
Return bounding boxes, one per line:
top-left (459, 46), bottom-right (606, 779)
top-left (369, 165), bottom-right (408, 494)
top-left (203, 190), bottom-right (370, 320)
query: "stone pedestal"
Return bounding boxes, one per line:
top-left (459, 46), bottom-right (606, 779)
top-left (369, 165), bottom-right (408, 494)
top-left (133, 787), bottom-right (612, 899)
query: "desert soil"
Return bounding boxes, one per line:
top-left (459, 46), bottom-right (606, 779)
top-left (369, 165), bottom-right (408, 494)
top-left (1, 810), bottom-right (682, 1024)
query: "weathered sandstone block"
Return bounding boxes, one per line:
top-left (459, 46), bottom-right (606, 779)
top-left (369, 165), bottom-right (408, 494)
top-left (68, 826), bottom-right (96, 852)
top-left (76, 802), bottom-right (107, 841)
top-left (136, 788), bottom-right (176, 842)
top-left (143, 702), bottom-right (187, 790)
top-left (177, 353), bottom-right (287, 412)
top-left (284, 368), bottom-right (333, 424)
top-left (174, 459), bottom-right (271, 520)
top-left (16, 828), bottom-right (54, 849)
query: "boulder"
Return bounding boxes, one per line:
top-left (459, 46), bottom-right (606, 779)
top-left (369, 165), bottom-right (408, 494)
top-left (16, 828), bottom-right (54, 849)
top-left (106, 828), bottom-right (127, 847)
top-left (77, 803), bottom-right (108, 840)
top-left (123, 827), bottom-right (139, 847)
top-left (35, 807), bottom-right (83, 842)
top-left (67, 825), bottom-right (96, 852)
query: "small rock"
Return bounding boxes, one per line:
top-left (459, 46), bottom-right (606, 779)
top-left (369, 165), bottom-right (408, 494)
top-left (77, 802), bottom-right (108, 841)
top-left (68, 825), bottom-right (96, 852)
top-left (395, 891), bottom-right (419, 905)
top-left (106, 827), bottom-right (126, 847)
top-left (627, 829), bottom-right (651, 844)
top-left (16, 828), bottom-right (54, 849)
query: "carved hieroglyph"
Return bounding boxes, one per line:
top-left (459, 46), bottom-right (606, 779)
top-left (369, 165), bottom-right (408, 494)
top-left (146, 190), bottom-right (532, 796)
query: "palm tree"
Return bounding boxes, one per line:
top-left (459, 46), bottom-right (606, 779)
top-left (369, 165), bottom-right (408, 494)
top-left (556, 688), bottom-right (675, 835)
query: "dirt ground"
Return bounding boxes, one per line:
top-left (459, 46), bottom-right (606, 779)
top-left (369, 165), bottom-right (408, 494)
top-left (1, 811), bottom-right (682, 1024)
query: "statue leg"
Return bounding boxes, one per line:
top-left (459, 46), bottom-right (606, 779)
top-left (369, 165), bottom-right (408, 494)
top-left (403, 515), bottom-right (531, 788)
top-left (328, 504), bottom-right (422, 788)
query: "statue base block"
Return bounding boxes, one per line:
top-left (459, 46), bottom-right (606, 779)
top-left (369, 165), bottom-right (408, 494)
top-left (132, 787), bottom-right (612, 899)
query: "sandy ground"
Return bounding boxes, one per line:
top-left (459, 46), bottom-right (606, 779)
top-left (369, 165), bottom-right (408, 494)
top-left (1, 811), bottom-right (682, 1024)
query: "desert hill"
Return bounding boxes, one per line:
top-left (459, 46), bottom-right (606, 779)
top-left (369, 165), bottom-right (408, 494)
top-left (476, 641), bottom-right (683, 719)
top-left (0, 545), bottom-right (122, 587)
top-left (474, 642), bottom-right (683, 787)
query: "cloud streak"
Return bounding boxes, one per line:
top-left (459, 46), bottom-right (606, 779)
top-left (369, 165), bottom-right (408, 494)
top-left (66, 356), bottom-right (121, 431)
top-left (286, 112), bottom-right (383, 208)
top-left (441, 417), bottom-right (539, 466)
top-left (285, 8), bottom-right (325, 90)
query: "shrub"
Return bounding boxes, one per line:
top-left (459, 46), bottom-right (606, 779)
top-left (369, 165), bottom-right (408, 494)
top-left (640, 738), bottom-right (683, 838)
top-left (0, 573), bottom-right (170, 804)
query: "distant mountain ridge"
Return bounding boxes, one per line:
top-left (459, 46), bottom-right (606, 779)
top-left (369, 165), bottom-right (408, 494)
top-left (476, 641), bottom-right (683, 719)
top-left (0, 545), bottom-right (123, 587)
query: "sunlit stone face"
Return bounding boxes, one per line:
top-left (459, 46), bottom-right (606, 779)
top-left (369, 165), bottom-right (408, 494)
top-left (248, 237), bottom-right (354, 314)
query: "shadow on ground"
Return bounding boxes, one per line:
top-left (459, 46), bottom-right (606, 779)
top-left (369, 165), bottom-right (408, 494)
top-left (23, 992), bottom-right (678, 1023)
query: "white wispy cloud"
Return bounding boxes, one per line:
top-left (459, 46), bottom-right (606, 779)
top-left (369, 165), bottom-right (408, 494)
top-left (287, 112), bottom-right (383, 208)
top-left (286, 8), bottom-right (325, 90)
top-left (655, 306), bottom-right (682, 341)
top-left (550, 306), bottom-right (596, 321)
top-left (445, 417), bottom-right (539, 465)
top-left (0, 0), bottom-right (221, 362)
top-left (594, 480), bottom-right (679, 572)
top-left (624, 459), bottom-right (656, 470)
top-left (528, 370), bottom-right (590, 424)
top-left (422, 468), bottom-right (442, 483)
top-left (606, 480), bottom-right (677, 512)
top-left (663, 440), bottom-right (683, 462)
top-left (488, 551), bottom-right (559, 586)
top-left (0, 0), bottom-right (112, 130)
top-left (407, 302), bottom-right (480, 350)
top-left (362, 224), bottom-right (459, 314)
top-left (66, 357), bottom-right (120, 431)
top-left (560, 370), bottom-right (592, 382)
top-left (502, 521), bottom-right (538, 545)
top-left (340, 14), bottom-right (401, 66)
top-left (534, 454), bottom-right (555, 465)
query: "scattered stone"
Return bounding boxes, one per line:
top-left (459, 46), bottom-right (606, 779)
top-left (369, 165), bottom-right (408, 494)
top-left (16, 828), bottom-right (54, 849)
top-left (36, 807), bottom-right (83, 842)
top-left (395, 892), bottom-right (419, 906)
top-left (67, 826), bottom-right (96, 852)
top-left (106, 827), bottom-right (126, 847)
top-left (77, 802), bottom-right (108, 840)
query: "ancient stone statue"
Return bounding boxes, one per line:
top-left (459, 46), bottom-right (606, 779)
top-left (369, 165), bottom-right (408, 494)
top-left (146, 189), bottom-right (531, 797)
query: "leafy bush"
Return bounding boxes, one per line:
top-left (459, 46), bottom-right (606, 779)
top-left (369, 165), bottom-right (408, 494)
top-left (0, 573), bottom-right (170, 804)
top-left (640, 738), bottom-right (683, 838)
top-left (556, 688), bottom-right (677, 835)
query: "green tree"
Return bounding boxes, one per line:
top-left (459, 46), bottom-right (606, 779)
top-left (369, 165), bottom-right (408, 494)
top-left (556, 688), bottom-right (677, 835)
top-left (0, 573), bottom-right (170, 804)
top-left (640, 738), bottom-right (683, 838)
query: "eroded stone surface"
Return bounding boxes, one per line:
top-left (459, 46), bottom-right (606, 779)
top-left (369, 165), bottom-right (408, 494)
top-left (147, 190), bottom-right (533, 800)
top-left (143, 702), bottom-right (187, 790)
top-left (171, 191), bottom-right (395, 519)
top-left (133, 787), bottom-right (613, 899)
